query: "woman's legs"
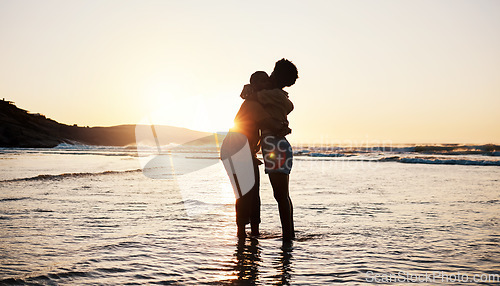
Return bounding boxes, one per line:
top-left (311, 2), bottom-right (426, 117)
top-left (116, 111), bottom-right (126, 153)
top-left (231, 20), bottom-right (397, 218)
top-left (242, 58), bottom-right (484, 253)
top-left (250, 159), bottom-right (261, 236)
top-left (269, 173), bottom-right (294, 241)
top-left (235, 158), bottom-right (261, 238)
top-left (235, 195), bottom-right (250, 238)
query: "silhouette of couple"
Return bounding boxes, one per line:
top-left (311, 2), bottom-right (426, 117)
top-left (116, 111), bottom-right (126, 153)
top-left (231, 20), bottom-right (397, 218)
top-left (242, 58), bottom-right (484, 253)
top-left (230, 59), bottom-right (298, 242)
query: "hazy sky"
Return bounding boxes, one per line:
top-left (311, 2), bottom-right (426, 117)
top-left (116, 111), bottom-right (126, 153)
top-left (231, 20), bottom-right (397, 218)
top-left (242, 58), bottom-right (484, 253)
top-left (1, 0), bottom-right (499, 144)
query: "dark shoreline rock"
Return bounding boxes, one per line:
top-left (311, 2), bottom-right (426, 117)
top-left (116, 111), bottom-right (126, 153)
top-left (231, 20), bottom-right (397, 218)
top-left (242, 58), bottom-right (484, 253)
top-left (0, 99), bottom-right (209, 148)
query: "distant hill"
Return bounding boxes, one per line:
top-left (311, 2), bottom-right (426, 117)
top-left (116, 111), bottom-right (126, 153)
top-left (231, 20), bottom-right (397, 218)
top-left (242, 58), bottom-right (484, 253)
top-left (0, 99), bottom-right (211, 148)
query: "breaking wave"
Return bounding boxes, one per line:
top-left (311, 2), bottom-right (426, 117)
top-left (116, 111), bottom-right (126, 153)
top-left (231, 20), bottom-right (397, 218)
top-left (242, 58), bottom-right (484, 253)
top-left (381, 156), bottom-right (500, 166)
top-left (2, 169), bottom-right (142, 183)
top-left (294, 144), bottom-right (500, 156)
top-left (293, 144), bottom-right (500, 166)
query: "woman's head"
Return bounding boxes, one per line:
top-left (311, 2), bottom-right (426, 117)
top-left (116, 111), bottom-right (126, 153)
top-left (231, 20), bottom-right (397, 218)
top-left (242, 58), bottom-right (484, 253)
top-left (250, 71), bottom-right (270, 92)
top-left (240, 71), bottom-right (270, 100)
top-left (270, 59), bottom-right (298, 89)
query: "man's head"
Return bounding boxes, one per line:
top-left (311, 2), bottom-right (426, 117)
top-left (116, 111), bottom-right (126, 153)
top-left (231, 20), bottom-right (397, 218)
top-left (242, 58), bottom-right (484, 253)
top-left (270, 59), bottom-right (298, 89)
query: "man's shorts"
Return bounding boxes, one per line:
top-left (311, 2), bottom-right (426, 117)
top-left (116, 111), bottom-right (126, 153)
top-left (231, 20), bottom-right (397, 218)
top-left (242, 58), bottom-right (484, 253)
top-left (261, 136), bottom-right (293, 175)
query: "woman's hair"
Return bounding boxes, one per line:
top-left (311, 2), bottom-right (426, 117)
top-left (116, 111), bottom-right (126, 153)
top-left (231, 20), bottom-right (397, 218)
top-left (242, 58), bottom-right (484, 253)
top-left (240, 71), bottom-right (269, 100)
top-left (271, 59), bottom-right (298, 88)
top-left (250, 71), bottom-right (269, 86)
top-left (250, 71), bottom-right (270, 93)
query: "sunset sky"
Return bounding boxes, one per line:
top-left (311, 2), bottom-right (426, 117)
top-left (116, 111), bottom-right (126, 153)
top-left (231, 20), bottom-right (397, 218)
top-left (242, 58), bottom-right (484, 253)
top-left (1, 0), bottom-right (499, 144)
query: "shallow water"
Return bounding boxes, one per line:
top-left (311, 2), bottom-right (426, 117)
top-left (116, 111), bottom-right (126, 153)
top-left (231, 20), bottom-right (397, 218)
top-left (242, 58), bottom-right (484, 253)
top-left (0, 149), bottom-right (499, 285)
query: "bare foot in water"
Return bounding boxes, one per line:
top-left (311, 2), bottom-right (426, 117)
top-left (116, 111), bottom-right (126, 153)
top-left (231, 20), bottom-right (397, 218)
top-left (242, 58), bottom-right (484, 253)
top-left (250, 223), bottom-right (260, 237)
top-left (237, 224), bottom-right (246, 239)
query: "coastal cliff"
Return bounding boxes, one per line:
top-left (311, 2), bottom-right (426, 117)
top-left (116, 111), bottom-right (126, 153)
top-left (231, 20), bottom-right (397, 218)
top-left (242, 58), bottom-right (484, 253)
top-left (0, 99), bottom-right (209, 148)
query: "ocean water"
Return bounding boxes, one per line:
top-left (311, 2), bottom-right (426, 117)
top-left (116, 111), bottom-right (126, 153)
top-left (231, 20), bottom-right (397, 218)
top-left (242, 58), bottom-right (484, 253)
top-left (0, 145), bottom-right (499, 285)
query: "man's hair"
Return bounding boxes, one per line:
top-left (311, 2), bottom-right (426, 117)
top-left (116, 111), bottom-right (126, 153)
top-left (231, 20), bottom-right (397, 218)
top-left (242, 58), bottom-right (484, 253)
top-left (272, 59), bottom-right (298, 88)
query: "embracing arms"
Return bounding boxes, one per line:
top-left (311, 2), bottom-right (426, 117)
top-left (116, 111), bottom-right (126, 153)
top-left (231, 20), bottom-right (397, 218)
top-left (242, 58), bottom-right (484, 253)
top-left (243, 100), bottom-right (291, 137)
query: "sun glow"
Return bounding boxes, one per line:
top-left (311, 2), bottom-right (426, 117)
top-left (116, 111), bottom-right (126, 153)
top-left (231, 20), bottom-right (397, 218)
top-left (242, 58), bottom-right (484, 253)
top-left (143, 84), bottom-right (236, 133)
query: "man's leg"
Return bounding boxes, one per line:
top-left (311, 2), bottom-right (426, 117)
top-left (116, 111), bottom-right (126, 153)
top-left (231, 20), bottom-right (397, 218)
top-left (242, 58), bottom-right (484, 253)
top-left (269, 172), bottom-right (294, 241)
